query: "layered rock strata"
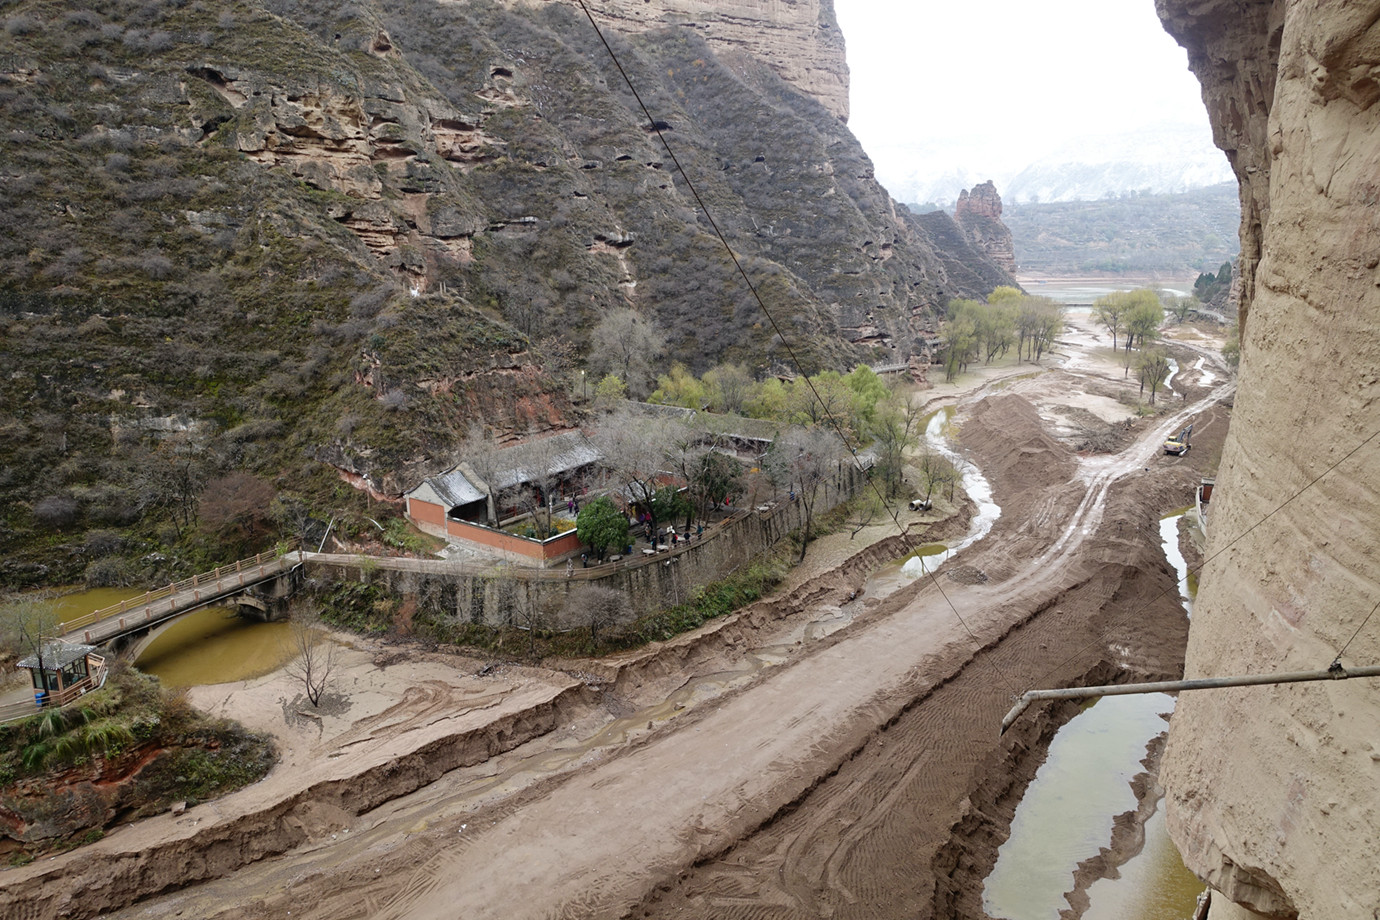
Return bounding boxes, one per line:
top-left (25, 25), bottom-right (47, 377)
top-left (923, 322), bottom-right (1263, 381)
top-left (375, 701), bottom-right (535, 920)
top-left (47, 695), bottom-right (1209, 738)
top-left (517, 0), bottom-right (851, 121)
top-left (1157, 1), bottom-right (1380, 917)
top-left (953, 181), bottom-right (1016, 275)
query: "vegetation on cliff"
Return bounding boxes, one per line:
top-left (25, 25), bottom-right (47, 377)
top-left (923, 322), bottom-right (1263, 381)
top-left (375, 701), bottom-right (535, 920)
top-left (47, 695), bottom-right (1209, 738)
top-left (0, 0), bottom-right (1012, 586)
top-left (0, 667), bottom-right (275, 860)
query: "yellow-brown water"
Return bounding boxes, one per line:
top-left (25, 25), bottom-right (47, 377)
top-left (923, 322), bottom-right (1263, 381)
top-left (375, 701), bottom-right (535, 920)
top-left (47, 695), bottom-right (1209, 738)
top-left (40, 587), bottom-right (294, 688)
top-left (1083, 802), bottom-right (1206, 920)
top-left (134, 607), bottom-right (293, 688)
top-left (982, 694), bottom-right (1204, 920)
top-left (49, 586), bottom-right (145, 629)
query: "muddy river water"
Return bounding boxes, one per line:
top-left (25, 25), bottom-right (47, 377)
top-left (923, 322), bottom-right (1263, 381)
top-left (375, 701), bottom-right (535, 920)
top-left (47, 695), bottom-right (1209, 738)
top-left (982, 512), bottom-right (1204, 920)
top-left (49, 588), bottom-right (293, 688)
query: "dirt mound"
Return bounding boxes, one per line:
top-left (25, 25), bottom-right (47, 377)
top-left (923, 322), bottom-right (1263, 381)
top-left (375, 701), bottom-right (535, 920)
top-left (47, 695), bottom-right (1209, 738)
top-left (959, 393), bottom-right (1076, 499)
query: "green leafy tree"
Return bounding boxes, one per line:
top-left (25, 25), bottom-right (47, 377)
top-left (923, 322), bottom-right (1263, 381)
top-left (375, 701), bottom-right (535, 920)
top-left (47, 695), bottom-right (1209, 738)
top-left (650, 485), bottom-right (692, 532)
top-left (576, 496), bottom-right (630, 561)
top-left (977, 301), bottom-right (1016, 363)
top-left (870, 389), bottom-right (925, 498)
top-left (743, 376), bottom-right (790, 420)
top-left (787, 371), bottom-right (854, 432)
top-left (1093, 291), bottom-right (1130, 350)
top-left (988, 285), bottom-right (1024, 308)
top-left (1123, 290), bottom-right (1166, 353)
top-left (649, 363), bottom-right (708, 409)
top-left (943, 316), bottom-right (977, 381)
top-left (593, 373), bottom-right (627, 408)
top-left (844, 365), bottom-right (889, 427)
top-left (689, 450), bottom-right (745, 518)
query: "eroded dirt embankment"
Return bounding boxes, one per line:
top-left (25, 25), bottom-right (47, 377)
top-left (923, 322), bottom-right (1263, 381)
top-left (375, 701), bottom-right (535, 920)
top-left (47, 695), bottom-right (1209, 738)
top-left (0, 676), bottom-right (585, 920)
top-left (631, 399), bottom-right (1202, 920)
top-left (0, 502), bottom-right (972, 920)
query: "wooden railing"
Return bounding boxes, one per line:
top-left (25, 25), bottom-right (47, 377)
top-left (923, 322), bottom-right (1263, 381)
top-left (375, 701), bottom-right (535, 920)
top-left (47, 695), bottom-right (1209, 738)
top-left (46, 653), bottom-right (108, 707)
top-left (59, 545), bottom-right (299, 636)
top-left (0, 654), bottom-right (110, 725)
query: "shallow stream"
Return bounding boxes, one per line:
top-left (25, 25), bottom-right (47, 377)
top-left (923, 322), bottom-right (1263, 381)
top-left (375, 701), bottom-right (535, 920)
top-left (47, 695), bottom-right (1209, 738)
top-left (981, 512), bottom-right (1203, 919)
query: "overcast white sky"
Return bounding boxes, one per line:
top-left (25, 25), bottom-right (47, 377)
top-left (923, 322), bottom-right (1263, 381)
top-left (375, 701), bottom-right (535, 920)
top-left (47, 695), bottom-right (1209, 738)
top-left (832, 0), bottom-right (1222, 200)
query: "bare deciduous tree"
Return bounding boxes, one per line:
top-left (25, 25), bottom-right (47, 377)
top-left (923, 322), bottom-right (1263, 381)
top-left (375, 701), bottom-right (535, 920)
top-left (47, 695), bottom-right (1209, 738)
top-left (284, 613), bottom-right (338, 708)
top-left (592, 409), bottom-right (680, 530)
top-left (1, 593), bottom-right (59, 677)
top-left (914, 448), bottom-right (957, 506)
top-left (587, 308), bottom-right (667, 399)
top-left (560, 585), bottom-right (631, 645)
top-left (458, 425), bottom-right (507, 526)
top-left (765, 426), bottom-right (847, 563)
top-left (703, 363), bottom-right (752, 414)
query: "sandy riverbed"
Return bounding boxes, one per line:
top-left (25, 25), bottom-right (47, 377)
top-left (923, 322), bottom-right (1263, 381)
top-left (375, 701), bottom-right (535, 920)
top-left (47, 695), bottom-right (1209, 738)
top-left (1, 319), bottom-right (1231, 920)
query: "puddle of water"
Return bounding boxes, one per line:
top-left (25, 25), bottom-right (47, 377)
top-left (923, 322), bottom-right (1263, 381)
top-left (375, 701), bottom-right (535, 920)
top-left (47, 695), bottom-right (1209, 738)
top-left (982, 693), bottom-right (1175, 920)
top-left (899, 543), bottom-right (949, 577)
top-left (1192, 356), bottom-right (1216, 388)
top-left (1082, 801), bottom-right (1205, 920)
top-left (1164, 358), bottom-right (1179, 394)
top-left (1158, 512), bottom-right (1193, 616)
top-left (135, 606), bottom-right (293, 688)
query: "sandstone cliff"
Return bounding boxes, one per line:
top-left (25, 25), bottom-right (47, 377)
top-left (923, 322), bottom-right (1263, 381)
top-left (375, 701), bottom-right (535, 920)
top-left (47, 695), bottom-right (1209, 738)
top-left (0, 0), bottom-right (1015, 581)
top-left (953, 181), bottom-right (1016, 275)
top-left (1157, 2), bottom-right (1380, 917)
top-left (517, 0), bottom-right (852, 122)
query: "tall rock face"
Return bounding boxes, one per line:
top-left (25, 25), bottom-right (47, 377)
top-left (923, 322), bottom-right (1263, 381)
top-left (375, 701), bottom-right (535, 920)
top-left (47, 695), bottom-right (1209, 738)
top-left (519, 0), bottom-right (852, 123)
top-left (0, 0), bottom-right (1013, 581)
top-left (1157, 2), bottom-right (1380, 918)
top-left (953, 181), bottom-right (1016, 275)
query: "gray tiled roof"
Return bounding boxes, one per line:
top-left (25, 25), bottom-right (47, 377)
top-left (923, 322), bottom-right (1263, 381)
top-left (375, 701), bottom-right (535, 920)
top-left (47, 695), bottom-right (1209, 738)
top-left (18, 640), bottom-right (97, 670)
top-left (407, 431), bottom-right (601, 508)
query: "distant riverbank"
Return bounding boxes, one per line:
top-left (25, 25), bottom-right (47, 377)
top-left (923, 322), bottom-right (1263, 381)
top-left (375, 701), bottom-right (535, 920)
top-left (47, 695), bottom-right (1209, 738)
top-left (1017, 276), bottom-right (1195, 305)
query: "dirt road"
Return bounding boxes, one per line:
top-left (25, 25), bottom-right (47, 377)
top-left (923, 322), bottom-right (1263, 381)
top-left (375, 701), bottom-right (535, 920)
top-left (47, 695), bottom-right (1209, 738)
top-left (6, 319), bottom-right (1231, 920)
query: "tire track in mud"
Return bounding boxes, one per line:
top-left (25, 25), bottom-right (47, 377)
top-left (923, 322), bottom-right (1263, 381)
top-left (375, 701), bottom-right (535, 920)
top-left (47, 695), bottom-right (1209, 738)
top-left (631, 393), bottom-right (1218, 920)
top-left (634, 503), bottom-right (1190, 920)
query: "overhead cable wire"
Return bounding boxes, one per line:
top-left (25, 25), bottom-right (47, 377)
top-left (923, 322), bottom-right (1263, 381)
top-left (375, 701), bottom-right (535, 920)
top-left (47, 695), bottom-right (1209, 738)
top-left (573, 0), bottom-right (1021, 697)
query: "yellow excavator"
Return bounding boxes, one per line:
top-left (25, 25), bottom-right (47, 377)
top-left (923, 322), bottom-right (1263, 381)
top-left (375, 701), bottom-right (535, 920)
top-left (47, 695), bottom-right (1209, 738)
top-left (1164, 423), bottom-right (1193, 455)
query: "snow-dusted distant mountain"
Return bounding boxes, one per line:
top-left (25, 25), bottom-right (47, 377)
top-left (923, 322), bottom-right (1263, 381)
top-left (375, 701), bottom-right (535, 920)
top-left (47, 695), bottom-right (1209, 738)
top-left (874, 123), bottom-right (1234, 207)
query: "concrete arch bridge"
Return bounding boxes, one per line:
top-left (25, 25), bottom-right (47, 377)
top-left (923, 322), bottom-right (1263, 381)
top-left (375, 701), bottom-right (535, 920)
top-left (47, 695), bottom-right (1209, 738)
top-left (59, 549), bottom-right (305, 660)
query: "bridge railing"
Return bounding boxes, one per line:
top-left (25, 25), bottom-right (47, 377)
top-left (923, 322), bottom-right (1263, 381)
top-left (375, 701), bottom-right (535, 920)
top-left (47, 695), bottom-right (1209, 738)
top-left (59, 544), bottom-right (300, 637)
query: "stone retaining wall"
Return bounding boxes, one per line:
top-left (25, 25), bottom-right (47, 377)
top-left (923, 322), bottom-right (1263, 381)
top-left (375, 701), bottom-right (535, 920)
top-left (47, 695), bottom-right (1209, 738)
top-left (307, 464), bottom-right (868, 630)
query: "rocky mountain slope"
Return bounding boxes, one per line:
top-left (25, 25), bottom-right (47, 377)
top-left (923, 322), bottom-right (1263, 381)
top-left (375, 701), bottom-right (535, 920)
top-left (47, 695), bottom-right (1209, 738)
top-left (1157, 1), bottom-right (1380, 918)
top-left (0, 0), bottom-right (1013, 584)
top-left (1002, 182), bottom-right (1241, 277)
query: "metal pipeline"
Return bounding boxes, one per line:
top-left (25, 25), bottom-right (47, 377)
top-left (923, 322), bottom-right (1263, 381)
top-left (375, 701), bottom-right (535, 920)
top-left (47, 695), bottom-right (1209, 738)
top-left (999, 662), bottom-right (1380, 735)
